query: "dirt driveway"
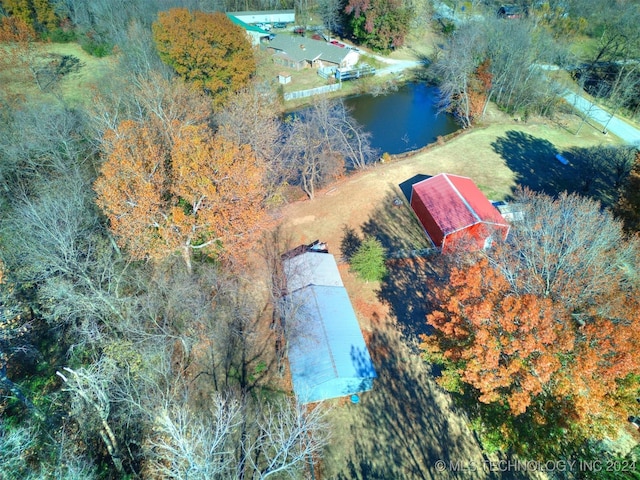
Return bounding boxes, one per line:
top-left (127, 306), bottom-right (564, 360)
top-left (277, 117), bottom-right (620, 479)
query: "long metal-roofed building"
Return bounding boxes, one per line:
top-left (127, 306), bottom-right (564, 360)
top-left (227, 9), bottom-right (295, 24)
top-left (281, 242), bottom-right (377, 404)
top-left (226, 14), bottom-right (271, 45)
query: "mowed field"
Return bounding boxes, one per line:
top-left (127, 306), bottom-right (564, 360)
top-left (278, 114), bottom-right (623, 479)
top-left (0, 42), bottom-right (115, 105)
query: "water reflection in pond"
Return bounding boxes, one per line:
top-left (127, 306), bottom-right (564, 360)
top-left (343, 82), bottom-right (460, 155)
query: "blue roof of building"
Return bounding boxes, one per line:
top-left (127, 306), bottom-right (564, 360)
top-left (286, 285), bottom-right (377, 403)
top-left (283, 251), bottom-right (344, 293)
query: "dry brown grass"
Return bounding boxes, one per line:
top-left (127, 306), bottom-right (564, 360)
top-left (0, 42), bottom-right (116, 106)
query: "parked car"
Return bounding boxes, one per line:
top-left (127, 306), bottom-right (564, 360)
top-left (256, 22), bottom-right (271, 30)
top-left (273, 22), bottom-right (287, 29)
top-left (293, 26), bottom-right (305, 35)
top-left (330, 40), bottom-right (346, 48)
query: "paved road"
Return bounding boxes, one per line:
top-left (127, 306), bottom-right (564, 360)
top-left (564, 92), bottom-right (640, 146)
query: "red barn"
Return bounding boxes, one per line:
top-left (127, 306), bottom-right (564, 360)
top-left (410, 173), bottom-right (510, 253)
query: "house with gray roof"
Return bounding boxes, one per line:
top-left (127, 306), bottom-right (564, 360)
top-left (267, 35), bottom-right (360, 70)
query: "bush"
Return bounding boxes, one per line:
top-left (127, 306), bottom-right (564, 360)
top-left (349, 236), bottom-right (387, 282)
top-left (79, 36), bottom-right (113, 57)
top-left (43, 28), bottom-right (77, 43)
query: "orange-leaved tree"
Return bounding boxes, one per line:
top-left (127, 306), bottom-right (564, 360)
top-left (422, 189), bottom-right (640, 455)
top-left (0, 0), bottom-right (57, 32)
top-left (423, 258), bottom-right (574, 415)
top-left (152, 9), bottom-right (255, 107)
top-left (94, 119), bottom-right (267, 272)
top-left (423, 256), bottom-right (640, 455)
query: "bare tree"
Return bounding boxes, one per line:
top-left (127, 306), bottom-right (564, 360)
top-left (0, 102), bottom-right (91, 193)
top-left (243, 398), bottom-right (330, 479)
top-left (328, 100), bottom-right (377, 170)
top-left (281, 98), bottom-right (375, 198)
top-left (145, 394), bottom-right (242, 479)
top-left (483, 17), bottom-right (562, 116)
top-left (486, 188), bottom-right (640, 317)
top-left (317, 0), bottom-right (346, 34)
top-left (432, 21), bottom-right (486, 128)
top-left (217, 82), bottom-right (281, 163)
top-left (0, 170), bottom-right (132, 358)
top-left (0, 421), bottom-right (36, 479)
top-left (282, 111), bottom-right (344, 199)
top-left (56, 362), bottom-right (124, 473)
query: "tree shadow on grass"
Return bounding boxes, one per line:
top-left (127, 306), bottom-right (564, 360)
top-left (356, 188), bottom-right (439, 339)
top-left (360, 188), bottom-right (431, 254)
top-left (377, 256), bottom-right (438, 339)
top-left (492, 130), bottom-right (630, 207)
top-left (491, 130), bottom-right (562, 197)
top-left (559, 145), bottom-right (634, 207)
top-left (326, 318), bottom-right (535, 480)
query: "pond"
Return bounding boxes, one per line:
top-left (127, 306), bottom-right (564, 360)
top-left (343, 82), bottom-right (460, 155)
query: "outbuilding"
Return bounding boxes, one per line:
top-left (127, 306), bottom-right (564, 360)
top-left (410, 173), bottom-right (510, 252)
top-left (281, 247), bottom-right (377, 404)
top-left (277, 72), bottom-right (291, 84)
top-left (226, 14), bottom-right (271, 46)
top-left (227, 9), bottom-right (295, 24)
top-left (497, 5), bottom-right (524, 18)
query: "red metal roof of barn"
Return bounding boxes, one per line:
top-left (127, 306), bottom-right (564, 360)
top-left (412, 173), bottom-right (508, 236)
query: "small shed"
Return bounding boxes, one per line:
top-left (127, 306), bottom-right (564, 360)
top-left (410, 173), bottom-right (510, 252)
top-left (281, 248), bottom-right (376, 404)
top-left (277, 72), bottom-right (292, 84)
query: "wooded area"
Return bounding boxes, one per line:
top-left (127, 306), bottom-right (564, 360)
top-left (1, 0), bottom-right (639, 477)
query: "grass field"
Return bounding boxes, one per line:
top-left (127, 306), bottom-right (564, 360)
top-left (0, 42), bottom-right (116, 106)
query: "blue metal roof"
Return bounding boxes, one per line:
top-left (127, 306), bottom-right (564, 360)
top-left (283, 251), bottom-right (344, 293)
top-left (286, 285), bottom-right (377, 404)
